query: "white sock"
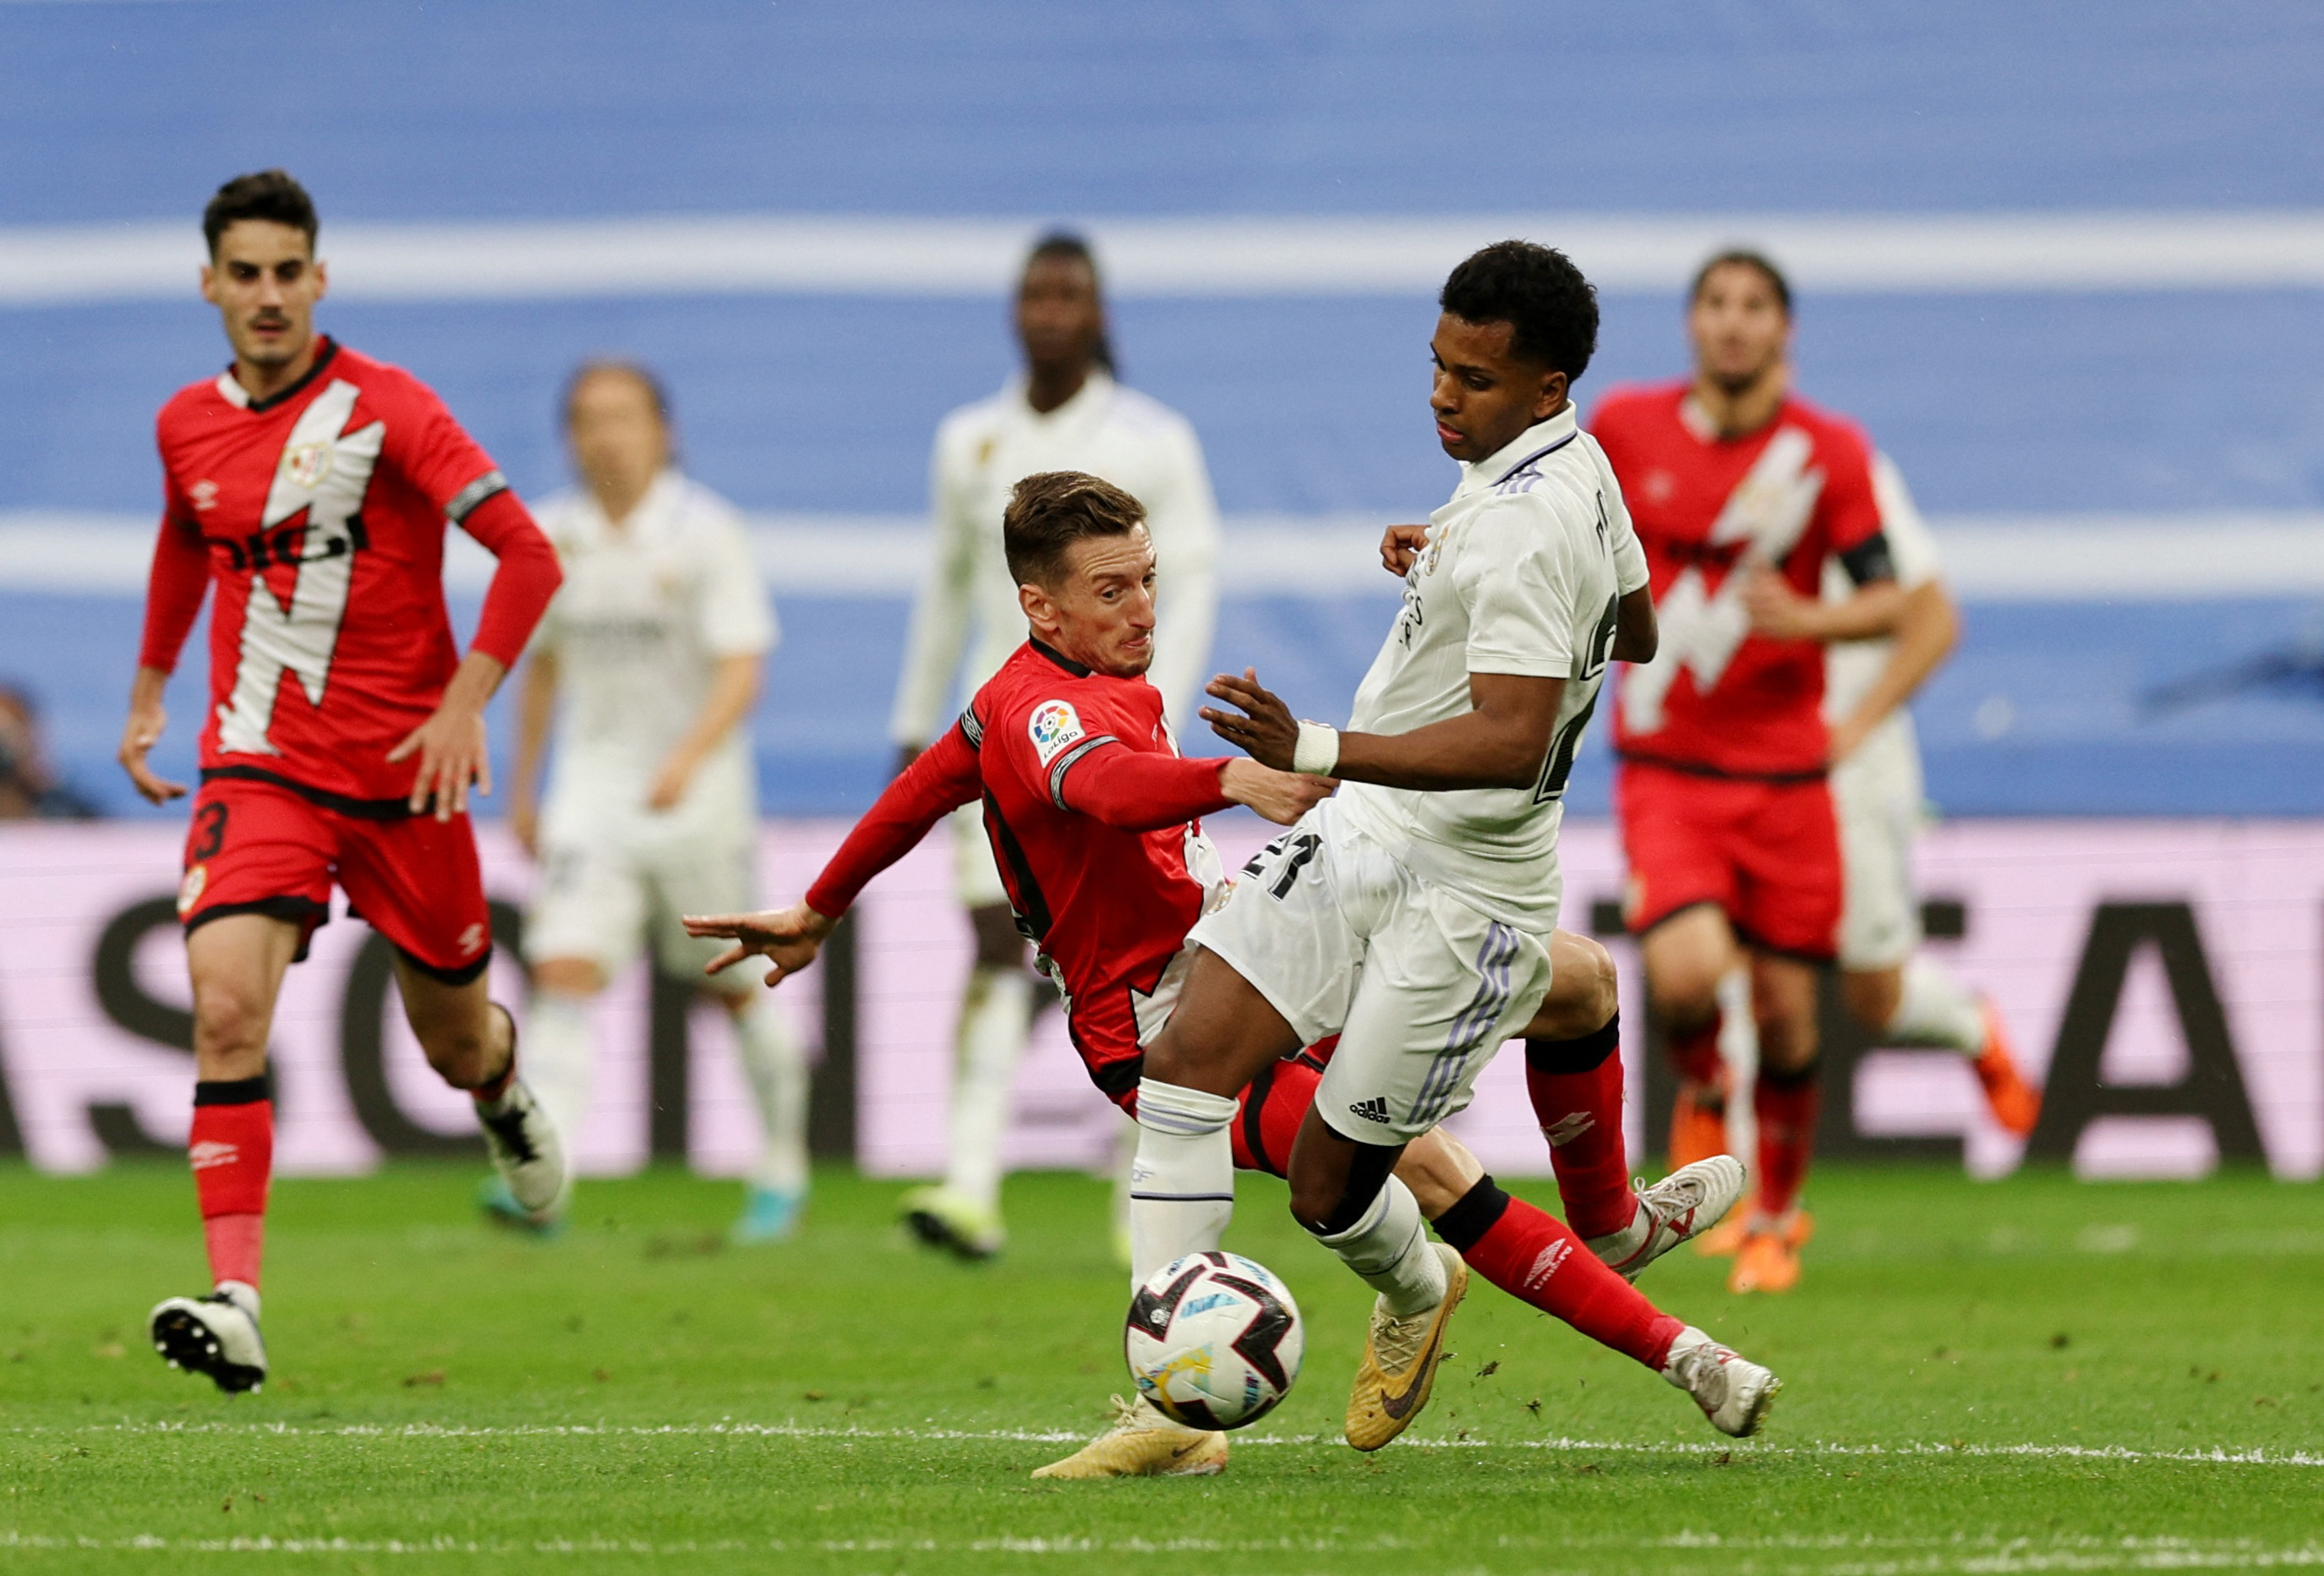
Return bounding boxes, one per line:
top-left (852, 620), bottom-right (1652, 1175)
top-left (732, 993), bottom-right (809, 1194)
top-left (942, 966), bottom-right (1031, 1212)
top-left (1884, 955), bottom-right (1987, 1055)
top-left (521, 989), bottom-right (596, 1158)
top-left (1311, 1175), bottom-right (1446, 1317)
top-left (1129, 1078), bottom-right (1239, 1287)
top-left (1107, 1108), bottom-right (1138, 1247)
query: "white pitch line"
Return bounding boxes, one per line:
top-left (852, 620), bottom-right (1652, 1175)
top-left (7, 211), bottom-right (2324, 305)
top-left (24, 1417), bottom-right (2324, 1467)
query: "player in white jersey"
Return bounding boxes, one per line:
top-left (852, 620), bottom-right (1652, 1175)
top-left (1074, 244), bottom-right (1776, 1468)
top-left (889, 233), bottom-right (1222, 1258)
top-left (496, 363), bottom-right (810, 1242)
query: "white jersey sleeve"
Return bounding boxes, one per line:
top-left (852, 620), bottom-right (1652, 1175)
top-left (694, 495), bottom-right (778, 657)
top-left (889, 415), bottom-right (982, 745)
top-left (1457, 500), bottom-right (1578, 679)
top-left (1869, 451), bottom-right (1941, 589)
top-left (1601, 456), bottom-right (1651, 596)
top-left (1140, 413), bottom-right (1222, 728)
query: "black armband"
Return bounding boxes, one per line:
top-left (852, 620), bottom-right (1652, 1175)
top-left (1838, 531), bottom-right (1897, 587)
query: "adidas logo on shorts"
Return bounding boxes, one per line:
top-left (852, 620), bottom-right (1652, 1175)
top-left (1346, 1096), bottom-right (1392, 1125)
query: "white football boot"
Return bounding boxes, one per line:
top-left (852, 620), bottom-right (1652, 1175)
top-left (1031, 1393), bottom-right (1228, 1480)
top-left (1660, 1326), bottom-right (1781, 1437)
top-left (1587, 1155), bottom-right (1747, 1282)
top-left (475, 1076), bottom-right (566, 1217)
top-left (150, 1280), bottom-right (266, 1394)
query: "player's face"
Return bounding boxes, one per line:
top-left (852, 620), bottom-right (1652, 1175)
top-left (200, 221), bottom-right (325, 371)
top-left (1015, 254), bottom-right (1105, 374)
top-left (1430, 314), bottom-right (1569, 463)
top-left (566, 371), bottom-right (670, 500)
top-left (1025, 527), bottom-right (1159, 678)
top-left (1688, 264), bottom-right (1790, 394)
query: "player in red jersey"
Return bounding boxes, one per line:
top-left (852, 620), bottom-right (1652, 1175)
top-left (689, 468), bottom-right (1755, 1478)
top-left (1591, 249), bottom-right (1906, 1294)
top-left (116, 172), bottom-right (567, 1392)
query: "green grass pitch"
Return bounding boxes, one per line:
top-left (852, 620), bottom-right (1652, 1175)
top-left (2, 1160), bottom-right (2320, 1573)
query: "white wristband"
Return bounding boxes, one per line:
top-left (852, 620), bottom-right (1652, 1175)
top-left (1292, 720), bottom-right (1340, 776)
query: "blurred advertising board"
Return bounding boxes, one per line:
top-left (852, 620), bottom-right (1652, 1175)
top-left (0, 818), bottom-right (2315, 1182)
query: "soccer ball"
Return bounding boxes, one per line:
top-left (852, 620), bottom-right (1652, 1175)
top-left (1124, 1251), bottom-right (1304, 1431)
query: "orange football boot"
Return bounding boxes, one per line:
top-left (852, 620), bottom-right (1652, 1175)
top-left (1971, 1003), bottom-right (2042, 1137)
top-left (1667, 1079), bottom-right (1730, 1171)
top-left (1728, 1223), bottom-right (1802, 1294)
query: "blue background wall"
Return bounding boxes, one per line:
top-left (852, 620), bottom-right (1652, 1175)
top-left (4, 1), bottom-right (2322, 818)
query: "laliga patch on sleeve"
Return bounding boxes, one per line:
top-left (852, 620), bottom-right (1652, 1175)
top-left (1028, 699), bottom-right (1087, 767)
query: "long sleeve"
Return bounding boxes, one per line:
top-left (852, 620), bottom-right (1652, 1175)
top-left (460, 489), bottom-right (564, 669)
top-left (137, 513), bottom-right (211, 673)
top-left (805, 723), bottom-right (985, 917)
top-left (1056, 743), bottom-right (1231, 834)
top-left (888, 428), bottom-right (980, 745)
top-left (1142, 420), bottom-right (1222, 731)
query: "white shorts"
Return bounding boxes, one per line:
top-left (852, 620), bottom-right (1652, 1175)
top-left (949, 801), bottom-right (1010, 910)
top-left (1188, 799), bottom-right (1555, 1146)
top-left (1831, 718), bottom-right (1926, 972)
top-left (524, 834), bottom-right (757, 991)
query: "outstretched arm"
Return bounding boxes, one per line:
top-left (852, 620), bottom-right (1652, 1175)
top-left (684, 722), bottom-right (984, 987)
top-left (1201, 667), bottom-right (1565, 793)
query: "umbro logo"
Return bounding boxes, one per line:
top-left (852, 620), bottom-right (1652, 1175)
top-left (189, 1141), bottom-right (239, 1171)
top-left (1541, 1112), bottom-right (1596, 1148)
top-left (1522, 1240), bottom-right (1572, 1292)
top-left (1347, 1097), bottom-right (1392, 1125)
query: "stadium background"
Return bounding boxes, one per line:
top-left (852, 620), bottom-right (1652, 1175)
top-left (2, 1), bottom-right (2321, 1184)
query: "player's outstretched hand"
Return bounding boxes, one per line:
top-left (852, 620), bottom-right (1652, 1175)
top-left (118, 684), bottom-right (187, 805)
top-left (683, 903), bottom-right (836, 990)
top-left (1219, 758), bottom-right (1335, 825)
top-left (1380, 523), bottom-right (1430, 577)
top-left (1200, 668), bottom-right (1300, 771)
top-left (390, 700), bottom-right (492, 823)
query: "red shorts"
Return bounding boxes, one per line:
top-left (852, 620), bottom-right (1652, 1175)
top-left (1616, 761), bottom-right (1842, 961)
top-left (177, 773), bottom-right (493, 982)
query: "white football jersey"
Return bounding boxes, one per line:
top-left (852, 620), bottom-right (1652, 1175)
top-left (889, 370), bottom-right (1221, 744)
top-left (1823, 452), bottom-right (1940, 763)
top-left (1337, 406), bottom-right (1649, 932)
top-left (531, 470), bottom-right (776, 850)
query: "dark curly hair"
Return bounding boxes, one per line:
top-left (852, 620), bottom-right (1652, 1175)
top-left (1439, 240), bottom-right (1599, 382)
top-left (202, 169), bottom-right (318, 258)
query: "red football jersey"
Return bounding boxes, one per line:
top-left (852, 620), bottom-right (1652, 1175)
top-left (142, 339), bottom-right (528, 806)
top-left (1591, 381), bottom-right (1890, 779)
top-left (807, 638), bottom-right (1229, 1099)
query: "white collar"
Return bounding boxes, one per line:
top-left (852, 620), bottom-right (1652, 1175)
top-left (586, 468), bottom-right (682, 537)
top-left (1455, 404), bottom-right (1580, 497)
top-left (213, 370), bottom-right (250, 409)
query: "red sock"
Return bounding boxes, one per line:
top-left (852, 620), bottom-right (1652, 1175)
top-left (189, 1081), bottom-right (272, 1290)
top-left (1524, 1021), bottom-right (1635, 1241)
top-left (1439, 1179), bottom-right (1681, 1371)
top-left (1666, 1012), bottom-right (1723, 1090)
top-left (1227, 1052), bottom-right (1323, 1175)
top-left (1754, 1067), bottom-right (1820, 1218)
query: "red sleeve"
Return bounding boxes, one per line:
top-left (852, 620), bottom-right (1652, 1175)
top-left (1814, 422), bottom-right (1884, 558)
top-left (1058, 744), bottom-right (1232, 833)
top-left (137, 514), bottom-right (210, 673)
top-left (805, 723), bottom-right (985, 918)
top-left (459, 490), bottom-right (563, 668)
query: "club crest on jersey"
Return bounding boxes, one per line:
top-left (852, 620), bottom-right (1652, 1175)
top-left (278, 439), bottom-right (335, 491)
top-left (1028, 699), bottom-right (1086, 767)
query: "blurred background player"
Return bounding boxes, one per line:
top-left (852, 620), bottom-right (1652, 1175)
top-left (0, 684), bottom-right (98, 819)
top-left (1692, 451), bottom-right (2044, 1251)
top-left (887, 233), bottom-right (1221, 1259)
top-left (499, 361), bottom-right (806, 1243)
top-left (1593, 249), bottom-right (1905, 1295)
top-left (121, 171), bottom-right (566, 1391)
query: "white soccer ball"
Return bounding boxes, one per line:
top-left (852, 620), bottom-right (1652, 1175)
top-left (1124, 1250), bottom-right (1304, 1431)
